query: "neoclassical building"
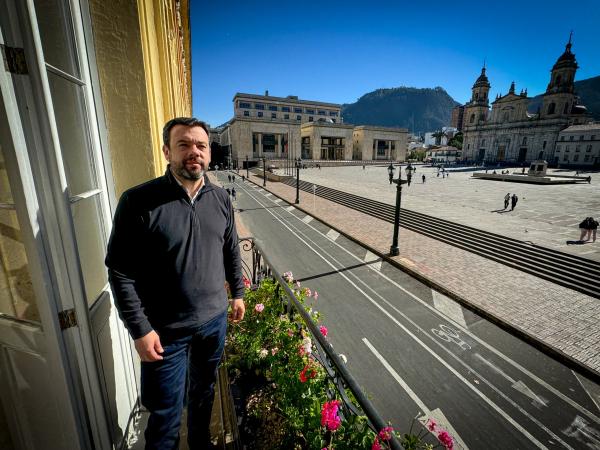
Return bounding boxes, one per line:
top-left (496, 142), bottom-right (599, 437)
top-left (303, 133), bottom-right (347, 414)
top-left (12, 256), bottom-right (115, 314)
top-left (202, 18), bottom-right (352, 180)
top-left (462, 38), bottom-right (592, 165)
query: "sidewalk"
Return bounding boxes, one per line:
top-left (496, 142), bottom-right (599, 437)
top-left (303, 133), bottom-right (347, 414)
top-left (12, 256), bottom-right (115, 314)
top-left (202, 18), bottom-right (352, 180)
top-left (234, 172), bottom-right (600, 379)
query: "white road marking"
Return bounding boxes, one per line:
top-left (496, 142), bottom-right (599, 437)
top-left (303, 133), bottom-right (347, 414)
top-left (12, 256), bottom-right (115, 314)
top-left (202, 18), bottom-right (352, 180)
top-left (364, 251), bottom-right (382, 271)
top-left (302, 215), bottom-right (313, 224)
top-left (562, 416), bottom-right (600, 449)
top-left (285, 206), bottom-right (295, 212)
top-left (326, 229), bottom-right (340, 241)
top-left (572, 370), bottom-right (600, 413)
top-left (432, 291), bottom-right (467, 328)
top-left (363, 338), bottom-right (469, 450)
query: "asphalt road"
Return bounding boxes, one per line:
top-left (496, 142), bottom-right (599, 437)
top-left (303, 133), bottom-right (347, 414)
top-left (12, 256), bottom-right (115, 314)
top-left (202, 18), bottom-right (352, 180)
top-left (219, 173), bottom-right (600, 450)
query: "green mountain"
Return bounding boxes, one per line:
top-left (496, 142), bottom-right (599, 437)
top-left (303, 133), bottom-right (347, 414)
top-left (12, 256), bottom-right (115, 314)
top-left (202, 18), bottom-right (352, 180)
top-left (341, 86), bottom-right (459, 134)
top-left (527, 75), bottom-right (600, 119)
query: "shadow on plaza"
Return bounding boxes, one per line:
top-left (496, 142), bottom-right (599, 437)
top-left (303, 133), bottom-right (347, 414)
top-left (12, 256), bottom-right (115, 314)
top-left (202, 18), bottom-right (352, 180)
top-left (491, 209), bottom-right (514, 214)
top-left (236, 205), bottom-right (287, 212)
top-left (296, 260), bottom-right (382, 283)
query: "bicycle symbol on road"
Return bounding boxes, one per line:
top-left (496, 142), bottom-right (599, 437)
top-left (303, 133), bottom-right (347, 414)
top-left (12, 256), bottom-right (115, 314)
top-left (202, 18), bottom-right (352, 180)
top-left (431, 324), bottom-right (471, 350)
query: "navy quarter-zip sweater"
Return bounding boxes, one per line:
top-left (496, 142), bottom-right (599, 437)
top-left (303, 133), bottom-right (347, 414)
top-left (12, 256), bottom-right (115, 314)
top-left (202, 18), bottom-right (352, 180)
top-left (105, 168), bottom-right (244, 340)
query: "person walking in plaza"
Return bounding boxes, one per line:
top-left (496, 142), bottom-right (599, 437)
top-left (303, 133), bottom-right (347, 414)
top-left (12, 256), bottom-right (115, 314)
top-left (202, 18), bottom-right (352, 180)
top-left (232, 175), bottom-right (236, 183)
top-left (504, 193), bottom-right (511, 210)
top-left (422, 174), bottom-right (426, 183)
top-left (231, 187), bottom-right (237, 201)
top-left (511, 193), bottom-right (519, 210)
top-left (105, 117), bottom-right (245, 450)
top-left (579, 217), bottom-right (599, 242)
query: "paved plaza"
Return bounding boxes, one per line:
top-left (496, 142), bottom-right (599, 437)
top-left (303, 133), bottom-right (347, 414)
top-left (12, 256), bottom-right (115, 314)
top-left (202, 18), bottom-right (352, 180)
top-left (230, 166), bottom-right (600, 377)
top-left (278, 165), bottom-right (600, 261)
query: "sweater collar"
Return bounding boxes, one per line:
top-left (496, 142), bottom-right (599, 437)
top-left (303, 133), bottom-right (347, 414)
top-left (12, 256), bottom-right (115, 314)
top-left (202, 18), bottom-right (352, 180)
top-left (164, 165), bottom-right (213, 198)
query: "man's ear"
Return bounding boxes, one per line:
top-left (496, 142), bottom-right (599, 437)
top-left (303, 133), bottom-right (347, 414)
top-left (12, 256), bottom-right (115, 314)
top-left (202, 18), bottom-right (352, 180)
top-left (162, 145), bottom-right (170, 161)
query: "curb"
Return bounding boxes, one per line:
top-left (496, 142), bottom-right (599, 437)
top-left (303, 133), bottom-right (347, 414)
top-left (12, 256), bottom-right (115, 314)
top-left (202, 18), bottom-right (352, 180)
top-left (241, 173), bottom-right (600, 384)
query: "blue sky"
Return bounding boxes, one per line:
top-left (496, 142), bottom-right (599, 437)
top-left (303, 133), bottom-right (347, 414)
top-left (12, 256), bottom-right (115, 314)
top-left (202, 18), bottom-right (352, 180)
top-left (191, 0), bottom-right (600, 128)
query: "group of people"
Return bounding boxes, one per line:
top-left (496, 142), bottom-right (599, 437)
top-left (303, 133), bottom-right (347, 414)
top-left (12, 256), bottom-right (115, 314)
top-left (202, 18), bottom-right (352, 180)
top-left (503, 192), bottom-right (519, 211)
top-left (578, 217), bottom-right (599, 242)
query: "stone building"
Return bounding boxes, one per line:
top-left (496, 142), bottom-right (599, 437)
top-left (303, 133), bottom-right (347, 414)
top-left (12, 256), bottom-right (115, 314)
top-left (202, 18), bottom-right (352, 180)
top-left (451, 105), bottom-right (465, 131)
top-left (461, 38), bottom-right (592, 165)
top-left (218, 93), bottom-right (407, 166)
top-left (556, 123), bottom-right (600, 167)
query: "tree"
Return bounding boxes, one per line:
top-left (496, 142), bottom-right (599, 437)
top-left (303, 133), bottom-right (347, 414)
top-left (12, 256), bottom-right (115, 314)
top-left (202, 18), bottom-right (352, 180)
top-left (431, 129), bottom-right (447, 146)
top-left (448, 132), bottom-right (463, 150)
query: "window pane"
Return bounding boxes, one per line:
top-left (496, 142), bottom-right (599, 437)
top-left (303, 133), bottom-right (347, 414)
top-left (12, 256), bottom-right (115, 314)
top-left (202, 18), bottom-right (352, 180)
top-left (47, 72), bottom-right (96, 195)
top-left (71, 195), bottom-right (108, 306)
top-left (0, 209), bottom-right (39, 322)
top-left (34, 0), bottom-right (80, 77)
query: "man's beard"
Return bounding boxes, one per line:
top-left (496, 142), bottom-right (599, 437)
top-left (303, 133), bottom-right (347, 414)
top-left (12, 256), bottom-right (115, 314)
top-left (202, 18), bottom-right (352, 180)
top-left (173, 160), bottom-right (205, 180)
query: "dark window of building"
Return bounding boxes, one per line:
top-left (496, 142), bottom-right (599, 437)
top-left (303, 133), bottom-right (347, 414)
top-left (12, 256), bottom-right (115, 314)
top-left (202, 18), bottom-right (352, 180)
top-left (284, 114), bottom-right (289, 119)
top-left (255, 103), bottom-right (265, 110)
top-left (271, 113), bottom-right (276, 119)
top-left (570, 135), bottom-right (574, 141)
top-left (560, 135), bottom-right (565, 141)
top-left (543, 141), bottom-right (547, 149)
top-left (243, 110), bottom-right (249, 116)
top-left (565, 145), bottom-right (570, 152)
top-left (475, 93), bottom-right (479, 101)
top-left (467, 144), bottom-right (470, 150)
top-left (563, 154), bottom-right (568, 161)
top-left (547, 103), bottom-right (555, 115)
top-left (564, 103), bottom-right (569, 114)
top-left (257, 111), bottom-right (263, 117)
top-left (294, 107), bottom-right (302, 113)
top-left (239, 102), bottom-right (251, 108)
top-left (574, 154), bottom-right (579, 162)
top-left (262, 134), bottom-right (276, 152)
top-left (556, 145), bottom-right (561, 151)
top-left (296, 115), bottom-right (301, 120)
top-left (522, 137), bottom-right (527, 145)
top-left (301, 136), bottom-right (311, 159)
top-left (469, 114), bottom-right (475, 123)
top-left (585, 154), bottom-right (591, 162)
top-left (591, 135), bottom-right (596, 140)
top-left (481, 139), bottom-right (486, 146)
top-left (579, 135), bottom-right (584, 141)
top-left (308, 116), bottom-right (314, 122)
top-left (268, 105), bottom-right (278, 111)
top-left (330, 111), bottom-right (338, 116)
top-left (318, 110), bottom-right (326, 115)
top-left (479, 113), bottom-right (485, 122)
top-left (305, 109), bottom-right (315, 114)
top-left (587, 145), bottom-right (592, 152)
top-left (321, 136), bottom-right (345, 160)
top-left (281, 106), bottom-right (290, 112)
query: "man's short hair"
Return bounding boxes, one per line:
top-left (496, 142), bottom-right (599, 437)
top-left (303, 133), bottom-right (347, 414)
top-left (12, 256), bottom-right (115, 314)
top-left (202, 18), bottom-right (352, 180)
top-left (163, 117), bottom-right (210, 147)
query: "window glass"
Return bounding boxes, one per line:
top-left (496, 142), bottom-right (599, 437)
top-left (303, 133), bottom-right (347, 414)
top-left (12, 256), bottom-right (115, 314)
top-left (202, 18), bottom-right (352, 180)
top-left (0, 146), bottom-right (39, 322)
top-left (34, 0), bottom-right (80, 77)
top-left (71, 196), bottom-right (108, 305)
top-left (48, 72), bottom-right (96, 195)
top-left (281, 106), bottom-right (290, 112)
top-left (294, 108), bottom-right (302, 113)
top-left (268, 105), bottom-right (277, 111)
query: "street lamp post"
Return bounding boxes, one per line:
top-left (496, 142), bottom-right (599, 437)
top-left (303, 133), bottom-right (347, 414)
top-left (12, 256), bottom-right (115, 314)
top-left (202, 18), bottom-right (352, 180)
top-left (262, 156), bottom-right (267, 187)
top-left (295, 158), bottom-right (301, 204)
top-left (389, 167), bottom-right (407, 257)
top-left (245, 155), bottom-right (249, 179)
top-left (405, 163), bottom-right (414, 187)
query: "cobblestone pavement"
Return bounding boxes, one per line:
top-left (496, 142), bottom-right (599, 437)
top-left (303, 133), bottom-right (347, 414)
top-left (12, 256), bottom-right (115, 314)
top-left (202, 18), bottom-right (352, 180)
top-left (227, 169), bottom-right (600, 376)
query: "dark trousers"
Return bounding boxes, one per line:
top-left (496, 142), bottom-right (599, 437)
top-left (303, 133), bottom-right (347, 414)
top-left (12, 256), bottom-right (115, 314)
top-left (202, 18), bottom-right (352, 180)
top-left (141, 311), bottom-right (227, 450)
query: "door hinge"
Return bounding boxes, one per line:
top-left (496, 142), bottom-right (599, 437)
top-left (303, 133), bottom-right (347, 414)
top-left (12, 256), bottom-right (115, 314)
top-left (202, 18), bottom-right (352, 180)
top-left (58, 308), bottom-right (78, 330)
top-left (1, 44), bottom-right (28, 74)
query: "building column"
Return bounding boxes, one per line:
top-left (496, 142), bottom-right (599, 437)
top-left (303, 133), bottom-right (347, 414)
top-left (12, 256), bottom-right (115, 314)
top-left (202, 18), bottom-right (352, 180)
top-left (257, 133), bottom-right (263, 156)
top-left (277, 134), bottom-right (282, 157)
top-left (388, 140), bottom-right (392, 159)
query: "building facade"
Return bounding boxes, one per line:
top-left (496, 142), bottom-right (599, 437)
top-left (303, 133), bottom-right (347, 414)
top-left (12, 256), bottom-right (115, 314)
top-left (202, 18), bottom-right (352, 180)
top-left (556, 123), bottom-right (600, 167)
top-left (0, 1), bottom-right (191, 449)
top-left (220, 93), bottom-right (408, 165)
top-left (462, 39), bottom-right (592, 165)
top-left (451, 105), bottom-right (465, 131)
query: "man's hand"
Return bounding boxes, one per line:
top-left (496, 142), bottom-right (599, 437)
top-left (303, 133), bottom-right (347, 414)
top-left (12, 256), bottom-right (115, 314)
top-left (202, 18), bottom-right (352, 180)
top-left (229, 298), bottom-right (245, 323)
top-left (134, 330), bottom-right (164, 362)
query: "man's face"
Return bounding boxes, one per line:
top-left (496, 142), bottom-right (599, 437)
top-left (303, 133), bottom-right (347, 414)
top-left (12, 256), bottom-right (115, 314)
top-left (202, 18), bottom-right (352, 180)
top-left (162, 125), bottom-right (211, 180)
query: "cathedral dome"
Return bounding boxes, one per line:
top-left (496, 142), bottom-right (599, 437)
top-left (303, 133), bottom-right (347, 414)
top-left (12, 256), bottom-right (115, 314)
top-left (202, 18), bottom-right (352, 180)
top-left (552, 40), bottom-right (578, 71)
top-left (472, 67), bottom-right (491, 88)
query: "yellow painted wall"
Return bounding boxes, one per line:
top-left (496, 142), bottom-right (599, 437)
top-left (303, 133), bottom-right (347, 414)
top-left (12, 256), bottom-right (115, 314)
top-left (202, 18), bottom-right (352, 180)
top-left (88, 0), bottom-right (192, 198)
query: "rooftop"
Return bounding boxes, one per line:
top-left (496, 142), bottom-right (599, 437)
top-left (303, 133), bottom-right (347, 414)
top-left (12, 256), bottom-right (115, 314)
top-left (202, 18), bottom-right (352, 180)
top-left (561, 123), bottom-right (600, 132)
top-left (233, 92), bottom-right (341, 109)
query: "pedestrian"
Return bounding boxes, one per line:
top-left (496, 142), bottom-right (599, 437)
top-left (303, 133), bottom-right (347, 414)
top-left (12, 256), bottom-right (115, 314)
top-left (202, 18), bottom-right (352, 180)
top-left (105, 117), bottom-right (245, 449)
top-left (504, 193), bottom-right (510, 209)
top-left (492, 170), bottom-right (497, 174)
top-left (242, 175), bottom-right (245, 182)
top-left (422, 174), bottom-right (426, 183)
top-left (511, 193), bottom-right (518, 210)
top-left (437, 172), bottom-right (440, 177)
top-left (579, 217), bottom-right (599, 242)
top-left (227, 174), bottom-right (231, 183)
top-left (231, 187), bottom-right (236, 200)
top-left (226, 187), bottom-right (231, 196)
top-left (232, 175), bottom-right (236, 183)
top-left (362, 165), bottom-right (365, 170)
top-left (522, 167), bottom-right (525, 174)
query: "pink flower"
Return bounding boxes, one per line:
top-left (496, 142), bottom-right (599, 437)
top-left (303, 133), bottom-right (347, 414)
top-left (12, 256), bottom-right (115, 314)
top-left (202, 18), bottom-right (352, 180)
top-left (243, 276), bottom-right (251, 288)
top-left (299, 364), bottom-right (317, 383)
top-left (271, 347), bottom-right (278, 356)
top-left (303, 287), bottom-right (312, 297)
top-left (437, 430), bottom-right (454, 450)
top-left (378, 426), bottom-right (394, 441)
top-left (319, 325), bottom-right (328, 337)
top-left (287, 328), bottom-right (294, 337)
top-left (283, 271), bottom-right (294, 282)
top-left (371, 437), bottom-right (382, 450)
top-left (314, 290), bottom-right (319, 300)
top-left (320, 400), bottom-right (342, 431)
top-left (254, 303), bottom-right (264, 313)
top-left (295, 280), bottom-right (301, 289)
top-left (426, 418), bottom-right (437, 432)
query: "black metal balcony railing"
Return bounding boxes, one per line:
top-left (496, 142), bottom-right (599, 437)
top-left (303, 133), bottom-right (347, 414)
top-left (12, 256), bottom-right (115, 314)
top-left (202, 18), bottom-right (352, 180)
top-left (229, 237), bottom-right (403, 450)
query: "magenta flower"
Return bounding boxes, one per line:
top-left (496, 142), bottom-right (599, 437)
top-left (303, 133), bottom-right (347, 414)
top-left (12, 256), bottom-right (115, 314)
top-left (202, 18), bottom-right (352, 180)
top-left (242, 276), bottom-right (251, 288)
top-left (320, 400), bottom-right (342, 431)
top-left (437, 430), bottom-right (454, 449)
top-left (378, 426), bottom-right (394, 441)
top-left (426, 418), bottom-right (437, 432)
top-left (371, 437), bottom-right (382, 450)
top-left (320, 325), bottom-right (328, 337)
top-left (254, 303), bottom-right (265, 313)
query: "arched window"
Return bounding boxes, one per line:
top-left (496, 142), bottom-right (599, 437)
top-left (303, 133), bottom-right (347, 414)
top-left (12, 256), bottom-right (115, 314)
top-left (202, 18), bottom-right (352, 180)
top-left (475, 92), bottom-right (479, 101)
top-left (547, 103), bottom-right (555, 115)
top-left (469, 114), bottom-right (475, 123)
top-left (522, 137), bottom-right (527, 145)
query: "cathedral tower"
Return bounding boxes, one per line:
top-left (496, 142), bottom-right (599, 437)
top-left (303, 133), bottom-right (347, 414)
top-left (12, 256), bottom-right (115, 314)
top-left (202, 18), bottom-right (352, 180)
top-left (541, 35), bottom-right (578, 118)
top-left (464, 66), bottom-right (490, 126)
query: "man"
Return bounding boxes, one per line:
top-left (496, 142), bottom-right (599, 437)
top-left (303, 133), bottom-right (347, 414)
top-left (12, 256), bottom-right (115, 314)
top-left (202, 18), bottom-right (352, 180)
top-left (106, 117), bottom-right (245, 449)
top-left (511, 193), bottom-right (519, 211)
top-left (504, 193), bottom-right (510, 210)
top-left (422, 174), bottom-right (426, 183)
